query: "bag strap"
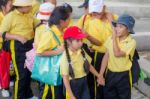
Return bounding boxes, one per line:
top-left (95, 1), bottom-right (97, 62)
top-left (82, 14), bottom-right (87, 29)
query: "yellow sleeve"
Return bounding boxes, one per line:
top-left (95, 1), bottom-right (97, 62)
top-left (0, 12), bottom-right (4, 25)
top-left (60, 52), bottom-right (69, 76)
top-left (122, 39), bottom-right (136, 57)
top-left (36, 30), bottom-right (57, 53)
top-left (33, 17), bottom-right (40, 28)
top-left (104, 36), bottom-right (111, 49)
top-left (31, 1), bottom-right (40, 16)
top-left (0, 13), bottom-right (12, 33)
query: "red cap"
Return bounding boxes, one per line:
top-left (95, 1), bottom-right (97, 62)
top-left (64, 26), bottom-right (87, 40)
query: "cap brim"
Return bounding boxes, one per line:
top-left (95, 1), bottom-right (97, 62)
top-left (13, 2), bottom-right (32, 6)
top-left (129, 29), bottom-right (135, 34)
top-left (112, 21), bottom-right (135, 34)
top-left (36, 13), bottom-right (50, 20)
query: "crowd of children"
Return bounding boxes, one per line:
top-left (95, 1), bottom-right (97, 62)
top-left (0, 0), bottom-right (137, 99)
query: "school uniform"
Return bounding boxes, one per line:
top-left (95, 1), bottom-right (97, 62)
top-left (0, 9), bottom-right (39, 99)
top-left (88, 14), bottom-right (118, 99)
top-left (0, 12), bottom-right (4, 49)
top-left (104, 35), bottom-right (136, 99)
top-left (60, 49), bottom-right (92, 99)
top-left (36, 25), bottom-right (64, 99)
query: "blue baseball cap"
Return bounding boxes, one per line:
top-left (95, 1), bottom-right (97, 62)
top-left (112, 14), bottom-right (135, 34)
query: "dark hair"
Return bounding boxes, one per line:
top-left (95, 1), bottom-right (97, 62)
top-left (64, 38), bottom-right (90, 79)
top-left (0, 0), bottom-right (9, 11)
top-left (62, 3), bottom-right (73, 13)
top-left (48, 6), bottom-right (70, 27)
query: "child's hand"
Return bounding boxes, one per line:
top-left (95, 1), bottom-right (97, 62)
top-left (70, 95), bottom-right (76, 99)
top-left (56, 45), bottom-right (64, 54)
top-left (112, 27), bottom-right (117, 39)
top-left (16, 35), bottom-right (28, 44)
top-left (97, 74), bottom-right (105, 86)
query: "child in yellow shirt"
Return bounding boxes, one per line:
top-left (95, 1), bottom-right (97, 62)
top-left (0, 0), bottom-right (40, 98)
top-left (60, 26), bottom-right (100, 99)
top-left (98, 14), bottom-right (136, 99)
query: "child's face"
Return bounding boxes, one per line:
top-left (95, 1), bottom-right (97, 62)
top-left (115, 24), bottom-right (129, 37)
top-left (69, 39), bottom-right (83, 51)
top-left (5, 0), bottom-right (13, 13)
top-left (19, 6), bottom-right (32, 14)
top-left (60, 18), bottom-right (70, 29)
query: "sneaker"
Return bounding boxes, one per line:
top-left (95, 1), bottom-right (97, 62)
top-left (9, 81), bottom-right (14, 87)
top-left (27, 96), bottom-right (38, 99)
top-left (1, 89), bottom-right (10, 98)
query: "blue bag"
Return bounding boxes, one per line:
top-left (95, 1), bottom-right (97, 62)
top-left (31, 30), bottom-right (62, 86)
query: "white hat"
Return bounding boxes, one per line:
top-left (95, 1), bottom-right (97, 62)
top-left (36, 2), bottom-right (55, 20)
top-left (13, 0), bottom-right (33, 6)
top-left (89, 0), bottom-right (104, 13)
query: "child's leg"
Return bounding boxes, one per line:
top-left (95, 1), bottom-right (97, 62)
top-left (94, 52), bottom-right (105, 99)
top-left (116, 71), bottom-right (131, 99)
top-left (10, 40), bottom-right (33, 99)
top-left (39, 83), bottom-right (52, 99)
top-left (81, 77), bottom-right (90, 99)
top-left (103, 70), bottom-right (118, 99)
top-left (52, 85), bottom-right (64, 99)
top-left (104, 70), bottom-right (131, 99)
top-left (70, 77), bottom-right (87, 99)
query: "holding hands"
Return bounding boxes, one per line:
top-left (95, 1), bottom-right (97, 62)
top-left (97, 74), bottom-right (105, 86)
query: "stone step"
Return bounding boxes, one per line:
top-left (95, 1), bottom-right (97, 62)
top-left (134, 57), bottom-right (150, 98)
top-left (57, 1), bottom-right (150, 19)
top-left (105, 0), bottom-right (150, 4)
top-left (132, 33), bottom-right (150, 51)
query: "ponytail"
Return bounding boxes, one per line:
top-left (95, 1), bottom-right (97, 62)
top-left (81, 48), bottom-right (90, 74)
top-left (64, 40), bottom-right (75, 78)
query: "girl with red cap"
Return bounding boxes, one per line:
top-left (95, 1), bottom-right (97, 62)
top-left (60, 26), bottom-right (101, 99)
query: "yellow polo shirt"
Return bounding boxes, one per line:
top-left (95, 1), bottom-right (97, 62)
top-left (77, 14), bottom-right (92, 46)
top-left (77, 14), bottom-right (92, 33)
top-left (88, 14), bottom-right (118, 53)
top-left (31, 0), bottom-right (40, 16)
top-left (0, 12), bottom-right (4, 49)
top-left (34, 24), bottom-right (49, 49)
top-left (0, 10), bottom-right (40, 40)
top-left (36, 25), bottom-right (63, 53)
top-left (60, 49), bottom-right (92, 80)
top-left (105, 35), bottom-right (136, 72)
top-left (0, 12), bottom-right (4, 25)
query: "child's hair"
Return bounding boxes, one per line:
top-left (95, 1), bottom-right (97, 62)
top-left (62, 3), bottom-right (73, 13)
top-left (0, 0), bottom-right (10, 11)
top-left (64, 38), bottom-right (90, 79)
top-left (48, 6), bottom-right (70, 27)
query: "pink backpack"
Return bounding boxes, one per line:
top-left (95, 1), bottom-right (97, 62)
top-left (25, 48), bottom-right (35, 72)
